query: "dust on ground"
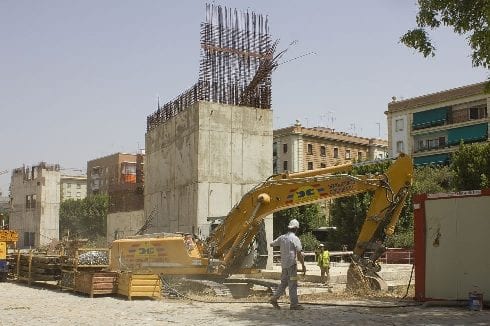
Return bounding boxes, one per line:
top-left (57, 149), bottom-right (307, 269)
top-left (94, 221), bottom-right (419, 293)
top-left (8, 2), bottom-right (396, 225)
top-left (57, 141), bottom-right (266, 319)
top-left (2, 281), bottom-right (489, 326)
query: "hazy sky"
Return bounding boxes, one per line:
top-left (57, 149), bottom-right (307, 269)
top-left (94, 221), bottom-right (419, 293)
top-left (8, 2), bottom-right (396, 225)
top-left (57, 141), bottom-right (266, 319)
top-left (0, 0), bottom-right (487, 194)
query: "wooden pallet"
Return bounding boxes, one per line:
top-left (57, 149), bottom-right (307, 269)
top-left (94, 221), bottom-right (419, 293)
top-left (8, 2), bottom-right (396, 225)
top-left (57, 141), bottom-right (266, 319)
top-left (73, 271), bottom-right (118, 298)
top-left (15, 251), bottom-right (61, 285)
top-left (117, 272), bottom-right (161, 300)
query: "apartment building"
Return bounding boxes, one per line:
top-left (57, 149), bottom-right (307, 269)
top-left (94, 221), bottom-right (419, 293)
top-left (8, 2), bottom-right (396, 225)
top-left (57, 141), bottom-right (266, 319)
top-left (60, 175), bottom-right (87, 201)
top-left (87, 152), bottom-right (144, 211)
top-left (273, 121), bottom-right (388, 174)
top-left (387, 81), bottom-right (489, 165)
top-left (9, 162), bottom-right (60, 248)
top-left (87, 152), bottom-right (145, 240)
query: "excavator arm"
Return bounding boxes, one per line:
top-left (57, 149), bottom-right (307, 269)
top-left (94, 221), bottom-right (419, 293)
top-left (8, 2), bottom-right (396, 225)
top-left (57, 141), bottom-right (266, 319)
top-left (206, 154), bottom-right (413, 276)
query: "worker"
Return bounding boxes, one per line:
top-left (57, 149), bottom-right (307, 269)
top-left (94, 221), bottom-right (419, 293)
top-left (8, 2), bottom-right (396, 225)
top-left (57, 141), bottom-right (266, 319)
top-left (269, 219), bottom-right (306, 310)
top-left (184, 233), bottom-right (195, 250)
top-left (316, 244), bottom-right (330, 285)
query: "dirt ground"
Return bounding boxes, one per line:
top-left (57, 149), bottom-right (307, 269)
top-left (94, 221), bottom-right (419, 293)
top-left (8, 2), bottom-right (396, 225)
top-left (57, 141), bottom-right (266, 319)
top-left (1, 281), bottom-right (489, 326)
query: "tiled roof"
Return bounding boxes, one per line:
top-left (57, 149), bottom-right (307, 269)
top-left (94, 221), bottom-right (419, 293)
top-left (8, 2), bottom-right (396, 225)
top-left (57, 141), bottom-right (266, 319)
top-left (388, 82), bottom-right (487, 112)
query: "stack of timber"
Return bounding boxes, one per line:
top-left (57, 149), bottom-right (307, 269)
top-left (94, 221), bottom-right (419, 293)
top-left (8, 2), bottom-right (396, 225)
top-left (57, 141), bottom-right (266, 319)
top-left (60, 248), bottom-right (110, 290)
top-left (16, 251), bottom-right (61, 285)
top-left (72, 271), bottom-right (118, 297)
top-left (117, 272), bottom-right (161, 300)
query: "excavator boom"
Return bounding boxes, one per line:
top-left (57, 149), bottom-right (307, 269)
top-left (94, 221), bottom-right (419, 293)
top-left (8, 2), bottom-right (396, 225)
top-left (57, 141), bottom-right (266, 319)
top-left (110, 154), bottom-right (413, 289)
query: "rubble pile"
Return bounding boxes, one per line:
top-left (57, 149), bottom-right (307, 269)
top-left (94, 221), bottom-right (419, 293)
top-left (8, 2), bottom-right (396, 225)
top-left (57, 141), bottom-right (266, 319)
top-left (78, 251), bottom-right (109, 266)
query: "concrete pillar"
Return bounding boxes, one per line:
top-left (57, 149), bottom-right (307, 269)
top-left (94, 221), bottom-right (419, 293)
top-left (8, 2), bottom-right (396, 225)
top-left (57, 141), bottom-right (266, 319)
top-left (145, 101), bottom-right (273, 265)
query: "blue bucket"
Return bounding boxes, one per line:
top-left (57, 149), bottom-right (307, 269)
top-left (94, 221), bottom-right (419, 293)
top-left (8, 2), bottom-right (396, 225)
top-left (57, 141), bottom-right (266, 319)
top-left (468, 291), bottom-right (483, 311)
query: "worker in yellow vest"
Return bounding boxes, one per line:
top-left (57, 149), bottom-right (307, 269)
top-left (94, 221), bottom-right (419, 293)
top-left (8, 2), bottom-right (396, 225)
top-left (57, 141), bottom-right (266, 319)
top-left (316, 244), bottom-right (330, 285)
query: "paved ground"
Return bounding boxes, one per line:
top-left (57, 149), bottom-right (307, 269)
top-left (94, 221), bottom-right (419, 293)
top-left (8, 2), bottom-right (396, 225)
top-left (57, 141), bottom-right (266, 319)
top-left (1, 262), bottom-right (486, 325)
top-left (1, 280), bottom-right (489, 325)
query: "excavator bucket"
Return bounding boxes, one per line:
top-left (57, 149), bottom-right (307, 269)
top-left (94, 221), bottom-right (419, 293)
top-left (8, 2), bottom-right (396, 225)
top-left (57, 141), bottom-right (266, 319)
top-left (346, 262), bottom-right (387, 292)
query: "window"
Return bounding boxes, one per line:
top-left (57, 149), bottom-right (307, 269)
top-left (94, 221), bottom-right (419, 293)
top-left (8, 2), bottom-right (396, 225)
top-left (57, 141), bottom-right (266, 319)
top-left (396, 141), bottom-right (404, 153)
top-left (273, 142), bottom-right (277, 156)
top-left (307, 144), bottom-right (313, 155)
top-left (320, 146), bottom-right (326, 157)
top-left (333, 148), bottom-right (339, 158)
top-left (283, 144), bottom-right (288, 153)
top-left (307, 162), bottom-right (313, 170)
top-left (468, 106), bottom-right (487, 120)
top-left (283, 161), bottom-right (288, 171)
top-left (25, 195), bottom-right (36, 209)
top-left (320, 163), bottom-right (326, 168)
top-left (438, 137), bottom-right (446, 147)
top-left (418, 140), bottom-right (425, 151)
top-left (427, 139), bottom-right (435, 149)
top-left (395, 119), bottom-right (404, 131)
top-left (345, 150), bottom-right (351, 159)
top-left (67, 183), bottom-right (71, 188)
top-left (23, 232), bottom-right (35, 247)
top-left (358, 152), bottom-right (362, 161)
top-left (77, 184), bottom-right (81, 189)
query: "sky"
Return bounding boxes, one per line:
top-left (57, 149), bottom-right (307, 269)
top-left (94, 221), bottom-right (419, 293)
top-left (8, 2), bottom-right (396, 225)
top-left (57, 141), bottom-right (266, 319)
top-left (0, 0), bottom-right (488, 194)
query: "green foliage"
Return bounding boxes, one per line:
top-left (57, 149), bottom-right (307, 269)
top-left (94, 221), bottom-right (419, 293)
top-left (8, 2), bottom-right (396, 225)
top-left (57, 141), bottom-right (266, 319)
top-left (330, 192), bottom-right (374, 250)
top-left (451, 142), bottom-right (490, 190)
top-left (384, 228), bottom-right (414, 249)
top-left (401, 0), bottom-right (489, 69)
top-left (273, 203), bottom-right (326, 238)
top-left (59, 194), bottom-right (109, 241)
top-left (330, 160), bottom-right (414, 250)
top-left (412, 165), bottom-right (455, 194)
top-left (299, 232), bottom-right (321, 251)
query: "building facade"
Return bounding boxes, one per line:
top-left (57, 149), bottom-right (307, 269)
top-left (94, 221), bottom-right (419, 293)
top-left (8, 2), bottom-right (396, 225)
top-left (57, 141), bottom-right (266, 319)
top-left (273, 121), bottom-right (388, 174)
top-left (9, 162), bottom-right (60, 248)
top-left (60, 175), bottom-right (87, 201)
top-left (386, 82), bottom-right (489, 165)
top-left (87, 152), bottom-right (145, 242)
top-left (87, 152), bottom-right (144, 212)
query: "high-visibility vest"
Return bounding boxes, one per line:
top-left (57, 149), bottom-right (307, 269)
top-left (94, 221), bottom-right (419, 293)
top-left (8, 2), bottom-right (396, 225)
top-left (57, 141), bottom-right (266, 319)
top-left (317, 250), bottom-right (330, 268)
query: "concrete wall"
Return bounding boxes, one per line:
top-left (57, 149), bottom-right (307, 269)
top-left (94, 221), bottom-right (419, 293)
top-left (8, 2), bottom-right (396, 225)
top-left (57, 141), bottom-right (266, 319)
top-left (145, 101), bottom-right (273, 266)
top-left (107, 210), bottom-right (145, 242)
top-left (10, 166), bottom-right (60, 248)
top-left (39, 170), bottom-right (60, 245)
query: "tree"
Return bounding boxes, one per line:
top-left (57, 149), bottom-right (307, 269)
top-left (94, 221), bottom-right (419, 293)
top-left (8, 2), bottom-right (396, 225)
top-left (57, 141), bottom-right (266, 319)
top-left (400, 0), bottom-right (489, 70)
top-left (412, 165), bottom-right (455, 194)
top-left (273, 204), bottom-right (326, 251)
top-left (451, 142), bottom-right (490, 190)
top-left (329, 159), bottom-right (420, 249)
top-left (59, 194), bottom-right (109, 241)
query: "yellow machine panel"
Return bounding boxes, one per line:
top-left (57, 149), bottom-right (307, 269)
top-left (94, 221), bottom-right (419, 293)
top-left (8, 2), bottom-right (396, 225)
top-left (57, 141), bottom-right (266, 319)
top-left (0, 242), bottom-right (6, 260)
top-left (110, 236), bottom-right (208, 275)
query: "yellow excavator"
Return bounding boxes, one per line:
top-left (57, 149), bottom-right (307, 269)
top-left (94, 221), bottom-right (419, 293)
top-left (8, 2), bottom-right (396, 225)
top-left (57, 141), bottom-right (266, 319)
top-left (110, 153), bottom-right (413, 290)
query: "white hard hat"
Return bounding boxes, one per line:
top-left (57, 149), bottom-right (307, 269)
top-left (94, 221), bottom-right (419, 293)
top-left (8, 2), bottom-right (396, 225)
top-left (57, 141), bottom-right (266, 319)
top-left (288, 219), bottom-right (300, 229)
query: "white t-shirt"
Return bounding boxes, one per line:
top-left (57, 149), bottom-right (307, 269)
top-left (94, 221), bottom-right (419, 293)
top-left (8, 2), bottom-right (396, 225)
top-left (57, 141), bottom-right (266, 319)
top-left (270, 231), bottom-right (303, 268)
